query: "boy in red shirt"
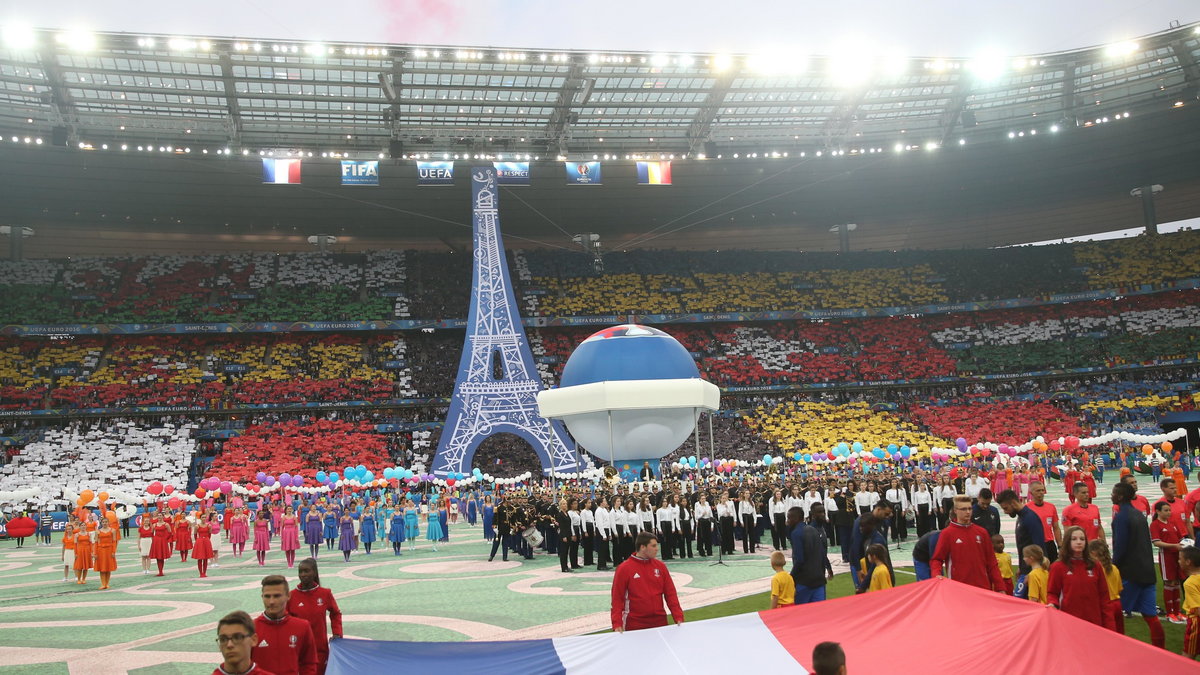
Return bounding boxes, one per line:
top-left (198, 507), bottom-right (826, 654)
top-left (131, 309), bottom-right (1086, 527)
top-left (254, 575), bottom-right (317, 675)
top-left (1155, 479), bottom-right (1193, 537)
top-left (610, 532), bottom-right (684, 632)
top-left (215, 610), bottom-right (275, 675)
top-left (1151, 501), bottom-right (1188, 624)
top-left (929, 496), bottom-right (1005, 592)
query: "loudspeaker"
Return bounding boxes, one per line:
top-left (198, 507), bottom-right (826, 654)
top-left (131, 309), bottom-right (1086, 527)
top-left (51, 126), bottom-right (68, 147)
top-left (703, 141), bottom-right (717, 157)
top-left (388, 139), bottom-right (403, 159)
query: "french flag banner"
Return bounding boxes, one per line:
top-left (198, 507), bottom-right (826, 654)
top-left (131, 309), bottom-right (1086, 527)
top-left (262, 158), bottom-right (302, 184)
top-left (327, 611), bottom-right (806, 675)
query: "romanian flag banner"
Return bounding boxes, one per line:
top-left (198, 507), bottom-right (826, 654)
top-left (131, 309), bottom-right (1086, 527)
top-left (636, 161), bottom-right (672, 185)
top-left (262, 158), bottom-right (302, 184)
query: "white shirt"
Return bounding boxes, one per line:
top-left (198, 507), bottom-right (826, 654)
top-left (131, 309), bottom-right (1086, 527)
top-left (594, 507), bottom-right (612, 537)
top-left (803, 491), bottom-right (824, 515)
top-left (885, 488), bottom-right (909, 510)
top-left (581, 508), bottom-right (595, 529)
top-left (933, 485), bottom-right (957, 503)
top-left (694, 503), bottom-right (713, 521)
top-left (854, 492), bottom-right (879, 510)
top-left (568, 510), bottom-right (582, 536)
top-left (769, 497), bottom-right (788, 515)
top-left (716, 502), bottom-right (734, 519)
top-left (655, 505), bottom-right (675, 530)
top-left (737, 501), bottom-right (756, 518)
top-left (964, 477), bottom-right (989, 499)
top-left (911, 488), bottom-right (933, 507)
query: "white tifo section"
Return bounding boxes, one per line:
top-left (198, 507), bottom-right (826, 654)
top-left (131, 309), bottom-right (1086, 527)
top-left (0, 422), bottom-right (195, 508)
top-left (552, 612), bottom-right (806, 673)
top-left (716, 326), bottom-right (817, 371)
top-left (931, 304), bottom-right (1200, 346)
top-left (0, 259), bottom-right (60, 285)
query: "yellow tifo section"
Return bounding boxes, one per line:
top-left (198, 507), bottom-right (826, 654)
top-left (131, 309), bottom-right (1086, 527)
top-left (1078, 393), bottom-right (1199, 412)
top-left (85, 342), bottom-right (207, 386)
top-left (255, 340), bottom-right (389, 381)
top-left (526, 266), bottom-right (947, 315)
top-left (745, 401), bottom-right (952, 458)
top-left (1074, 229), bottom-right (1200, 288)
top-left (0, 341), bottom-right (104, 389)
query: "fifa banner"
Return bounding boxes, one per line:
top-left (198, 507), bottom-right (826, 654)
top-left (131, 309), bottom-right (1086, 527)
top-left (417, 161), bottom-right (454, 186)
top-left (340, 160), bottom-right (379, 186)
top-left (565, 161), bottom-right (601, 185)
top-left (262, 158), bottom-right (302, 184)
top-left (493, 161), bottom-right (530, 185)
top-left (636, 160), bottom-right (672, 185)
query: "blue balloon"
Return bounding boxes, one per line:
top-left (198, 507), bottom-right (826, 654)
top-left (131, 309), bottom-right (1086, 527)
top-left (803, 453), bottom-right (813, 462)
top-left (763, 455), bottom-right (772, 466)
top-left (873, 448), bottom-right (886, 459)
top-left (852, 441), bottom-right (863, 453)
top-left (900, 446), bottom-right (912, 458)
top-left (363, 471), bottom-right (374, 482)
top-left (887, 444), bottom-right (898, 453)
top-left (330, 471), bottom-right (340, 482)
top-left (316, 471), bottom-right (327, 482)
top-left (837, 442), bottom-right (849, 453)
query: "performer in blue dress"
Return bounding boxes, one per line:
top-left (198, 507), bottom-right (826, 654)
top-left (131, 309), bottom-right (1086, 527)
top-left (425, 503), bottom-right (444, 551)
top-left (322, 508), bottom-right (338, 551)
top-left (337, 512), bottom-right (355, 562)
top-left (466, 492), bottom-right (479, 526)
top-left (437, 497), bottom-right (450, 543)
top-left (404, 501), bottom-right (420, 551)
top-left (303, 504), bottom-right (324, 559)
top-left (482, 495), bottom-right (495, 542)
top-left (360, 505), bottom-right (377, 554)
top-left (388, 507), bottom-right (405, 555)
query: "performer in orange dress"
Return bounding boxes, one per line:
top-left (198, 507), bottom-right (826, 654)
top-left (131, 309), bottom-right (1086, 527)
top-left (73, 526), bottom-right (93, 585)
top-left (93, 520), bottom-right (118, 589)
top-left (175, 512), bottom-right (194, 562)
top-left (61, 520), bottom-right (76, 583)
top-left (192, 515), bottom-right (216, 578)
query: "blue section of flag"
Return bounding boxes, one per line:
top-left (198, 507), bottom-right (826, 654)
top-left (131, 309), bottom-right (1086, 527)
top-left (327, 637), bottom-right (565, 675)
top-left (494, 161), bottom-right (530, 185)
top-left (262, 158), bottom-right (302, 184)
top-left (417, 161), bottom-right (455, 185)
top-left (340, 160), bottom-right (379, 186)
top-left (565, 161), bottom-right (601, 185)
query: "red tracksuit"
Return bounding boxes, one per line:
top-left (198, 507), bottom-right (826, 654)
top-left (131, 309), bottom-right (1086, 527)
top-left (212, 665), bottom-right (275, 675)
top-left (1047, 556), bottom-right (1114, 629)
top-left (929, 521), bottom-right (1004, 592)
top-left (610, 554), bottom-right (684, 631)
top-left (287, 586), bottom-right (343, 675)
top-left (252, 613), bottom-right (317, 675)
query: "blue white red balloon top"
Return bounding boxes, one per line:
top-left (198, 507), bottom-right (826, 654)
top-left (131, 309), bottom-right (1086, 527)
top-left (560, 324), bottom-right (699, 387)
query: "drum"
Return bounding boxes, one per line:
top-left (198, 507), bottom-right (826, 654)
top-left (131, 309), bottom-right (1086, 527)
top-left (522, 527), bottom-right (543, 547)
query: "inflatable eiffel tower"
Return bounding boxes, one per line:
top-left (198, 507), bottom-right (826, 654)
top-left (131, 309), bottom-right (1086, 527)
top-left (432, 167), bottom-right (582, 478)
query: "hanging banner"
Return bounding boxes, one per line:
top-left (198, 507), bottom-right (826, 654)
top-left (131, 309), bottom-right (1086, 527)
top-left (565, 161), bottom-right (601, 185)
top-left (262, 158), bottom-right (302, 184)
top-left (493, 161), bottom-right (530, 185)
top-left (340, 160), bottom-right (379, 186)
top-left (636, 161), bottom-right (672, 185)
top-left (416, 161), bottom-right (455, 186)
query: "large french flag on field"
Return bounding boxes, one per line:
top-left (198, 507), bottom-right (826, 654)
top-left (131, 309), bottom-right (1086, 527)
top-left (262, 158), bottom-right (302, 184)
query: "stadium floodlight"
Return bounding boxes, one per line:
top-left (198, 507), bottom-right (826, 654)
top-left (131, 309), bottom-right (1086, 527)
top-left (747, 48), bottom-right (808, 76)
top-left (968, 49), bottom-right (1007, 81)
top-left (711, 53), bottom-right (733, 72)
top-left (650, 53), bottom-right (670, 67)
top-left (56, 30), bottom-right (96, 51)
top-left (827, 49), bottom-right (875, 88)
top-left (1105, 41), bottom-right (1139, 58)
top-left (167, 38), bottom-right (197, 51)
top-left (1, 24), bottom-right (37, 50)
top-left (878, 50), bottom-right (910, 78)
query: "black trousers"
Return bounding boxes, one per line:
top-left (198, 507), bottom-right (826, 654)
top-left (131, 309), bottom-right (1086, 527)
top-left (741, 514), bottom-right (756, 553)
top-left (582, 525), bottom-right (594, 566)
top-left (771, 513), bottom-right (788, 550)
top-left (558, 533), bottom-right (572, 571)
top-left (596, 535), bottom-right (610, 570)
top-left (568, 535), bottom-right (580, 568)
top-left (697, 520), bottom-right (713, 556)
top-left (916, 504), bottom-right (933, 537)
top-left (719, 517), bottom-right (735, 554)
top-left (836, 524), bottom-right (853, 562)
top-left (678, 522), bottom-right (693, 558)
top-left (488, 532), bottom-right (510, 561)
top-left (938, 499), bottom-right (953, 529)
top-left (660, 523), bottom-right (675, 560)
top-left (891, 510), bottom-right (908, 542)
top-left (614, 526), bottom-right (628, 563)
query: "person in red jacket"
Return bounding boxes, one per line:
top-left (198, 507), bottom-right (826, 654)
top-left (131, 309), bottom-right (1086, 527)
top-left (287, 559), bottom-right (342, 675)
top-left (253, 575), bottom-right (317, 675)
top-left (1047, 526), bottom-right (1115, 630)
top-left (215, 610), bottom-right (275, 675)
top-left (929, 496), bottom-right (1004, 592)
top-left (610, 532), bottom-right (684, 632)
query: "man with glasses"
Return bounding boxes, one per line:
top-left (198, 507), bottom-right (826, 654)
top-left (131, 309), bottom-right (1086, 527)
top-left (214, 610), bottom-right (274, 675)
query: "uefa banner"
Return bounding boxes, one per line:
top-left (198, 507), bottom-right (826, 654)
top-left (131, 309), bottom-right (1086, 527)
top-left (565, 161), bottom-right (601, 184)
top-left (417, 161), bottom-right (454, 185)
top-left (494, 161), bottom-right (530, 185)
top-left (340, 160), bottom-right (379, 186)
top-left (636, 161), bottom-right (672, 185)
top-left (262, 158), bottom-right (302, 184)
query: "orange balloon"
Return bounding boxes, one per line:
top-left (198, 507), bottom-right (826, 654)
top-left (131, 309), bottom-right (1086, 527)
top-left (97, 491), bottom-right (109, 503)
top-left (1141, 444), bottom-right (1152, 453)
top-left (1162, 441), bottom-right (1173, 453)
top-left (80, 489), bottom-right (95, 504)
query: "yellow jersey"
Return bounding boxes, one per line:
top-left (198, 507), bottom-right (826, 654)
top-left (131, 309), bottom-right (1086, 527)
top-left (1026, 567), bottom-right (1049, 604)
top-left (995, 552), bottom-right (1013, 580)
top-left (1183, 573), bottom-right (1200, 615)
top-left (771, 570), bottom-right (795, 606)
top-left (868, 564), bottom-right (893, 592)
top-left (1103, 565), bottom-right (1122, 601)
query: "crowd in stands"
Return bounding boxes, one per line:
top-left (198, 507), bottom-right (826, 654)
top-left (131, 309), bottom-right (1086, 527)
top-left (3, 230), bottom-right (1200, 324)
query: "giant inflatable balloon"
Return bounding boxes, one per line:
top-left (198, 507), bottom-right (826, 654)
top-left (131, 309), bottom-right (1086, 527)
top-left (537, 324), bottom-right (719, 461)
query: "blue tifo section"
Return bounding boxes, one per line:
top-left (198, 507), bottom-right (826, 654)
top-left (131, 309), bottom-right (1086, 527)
top-left (3, 276), bottom-right (1198, 336)
top-left (328, 638), bottom-right (565, 675)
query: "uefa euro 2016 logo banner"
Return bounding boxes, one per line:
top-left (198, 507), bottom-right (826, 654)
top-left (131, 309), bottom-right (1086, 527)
top-left (340, 160), bottom-right (379, 186)
top-left (565, 161), bottom-right (601, 185)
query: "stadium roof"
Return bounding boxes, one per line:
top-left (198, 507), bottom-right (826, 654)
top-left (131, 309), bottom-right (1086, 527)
top-left (1, 23), bottom-right (1200, 254)
top-left (1, 23), bottom-right (1198, 156)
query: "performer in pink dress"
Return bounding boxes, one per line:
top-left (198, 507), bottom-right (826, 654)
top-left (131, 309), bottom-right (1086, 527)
top-left (228, 507), bottom-right (249, 558)
top-left (252, 506), bottom-right (272, 566)
top-left (279, 506), bottom-right (301, 568)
